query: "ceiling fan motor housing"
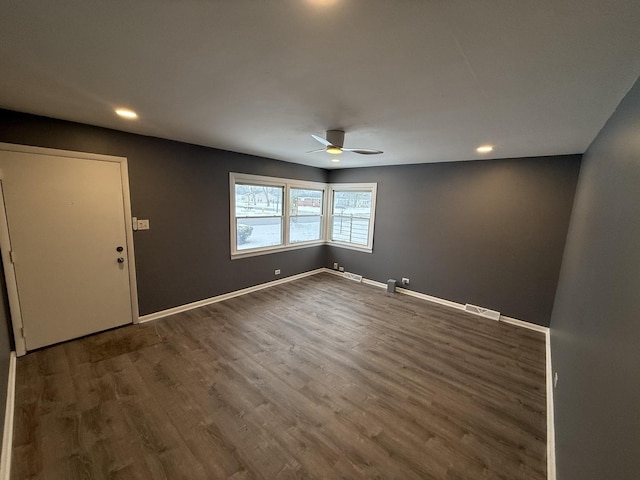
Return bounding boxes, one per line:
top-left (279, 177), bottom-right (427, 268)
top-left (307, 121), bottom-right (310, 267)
top-left (326, 129), bottom-right (345, 148)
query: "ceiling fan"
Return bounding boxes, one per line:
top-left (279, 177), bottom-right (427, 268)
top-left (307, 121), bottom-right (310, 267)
top-left (308, 130), bottom-right (383, 155)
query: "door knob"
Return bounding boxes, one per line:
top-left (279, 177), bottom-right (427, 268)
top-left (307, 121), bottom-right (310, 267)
top-left (116, 246), bottom-right (124, 252)
top-left (117, 257), bottom-right (125, 263)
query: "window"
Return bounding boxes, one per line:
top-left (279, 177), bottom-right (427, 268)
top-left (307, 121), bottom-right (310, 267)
top-left (290, 188), bottom-right (323, 243)
top-left (230, 173), bottom-right (326, 258)
top-left (234, 183), bottom-right (284, 251)
top-left (328, 183), bottom-right (377, 252)
top-left (230, 173), bottom-right (376, 258)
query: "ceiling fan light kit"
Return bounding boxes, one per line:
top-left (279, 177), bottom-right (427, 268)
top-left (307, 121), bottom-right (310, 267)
top-left (309, 130), bottom-right (383, 156)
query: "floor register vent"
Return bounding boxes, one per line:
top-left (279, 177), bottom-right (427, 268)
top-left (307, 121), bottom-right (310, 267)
top-left (343, 272), bottom-right (363, 282)
top-left (464, 304), bottom-right (500, 321)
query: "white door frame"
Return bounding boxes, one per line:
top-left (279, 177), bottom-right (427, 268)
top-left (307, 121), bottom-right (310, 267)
top-left (0, 181), bottom-right (25, 356)
top-left (0, 142), bottom-right (140, 356)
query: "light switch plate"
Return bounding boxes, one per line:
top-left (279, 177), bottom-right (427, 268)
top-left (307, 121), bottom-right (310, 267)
top-left (137, 219), bottom-right (150, 230)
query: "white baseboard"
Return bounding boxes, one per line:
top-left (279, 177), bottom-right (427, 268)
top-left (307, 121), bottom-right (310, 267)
top-left (348, 273), bottom-right (466, 312)
top-left (138, 267), bottom-right (557, 479)
top-left (545, 329), bottom-right (556, 480)
top-left (328, 269), bottom-right (556, 478)
top-left (328, 269), bottom-right (549, 332)
top-left (141, 267), bottom-right (543, 332)
top-left (0, 352), bottom-right (16, 480)
top-left (397, 286), bottom-right (468, 311)
top-left (139, 268), bottom-right (326, 323)
top-left (500, 315), bottom-right (549, 333)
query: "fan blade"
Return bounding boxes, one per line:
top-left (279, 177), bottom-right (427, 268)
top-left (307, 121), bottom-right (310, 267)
top-left (306, 148), bottom-right (327, 154)
top-left (311, 134), bottom-right (332, 147)
top-left (342, 148), bottom-right (383, 155)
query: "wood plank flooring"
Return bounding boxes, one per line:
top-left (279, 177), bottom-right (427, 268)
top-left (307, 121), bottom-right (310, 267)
top-left (11, 273), bottom-right (547, 479)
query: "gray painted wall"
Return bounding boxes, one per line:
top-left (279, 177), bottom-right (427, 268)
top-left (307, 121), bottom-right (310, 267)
top-left (550, 78), bottom-right (640, 479)
top-left (0, 107), bottom-right (590, 467)
top-left (0, 109), bottom-right (328, 315)
top-left (328, 156), bottom-right (581, 326)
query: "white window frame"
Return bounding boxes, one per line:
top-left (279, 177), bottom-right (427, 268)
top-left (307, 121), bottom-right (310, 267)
top-left (289, 186), bottom-right (325, 246)
top-left (230, 173), bottom-right (326, 258)
top-left (327, 183), bottom-right (377, 253)
top-left (230, 173), bottom-right (377, 258)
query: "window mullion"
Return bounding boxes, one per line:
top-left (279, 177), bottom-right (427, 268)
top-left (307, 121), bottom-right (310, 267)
top-left (284, 184), bottom-right (291, 246)
top-left (230, 173), bottom-right (369, 258)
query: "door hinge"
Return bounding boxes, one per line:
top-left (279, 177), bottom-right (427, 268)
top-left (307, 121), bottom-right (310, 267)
top-left (9, 250), bottom-right (16, 263)
top-left (20, 326), bottom-right (26, 338)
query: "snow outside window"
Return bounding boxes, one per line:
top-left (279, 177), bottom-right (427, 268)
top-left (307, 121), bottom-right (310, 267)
top-left (290, 188), bottom-right (323, 243)
top-left (328, 184), bottom-right (377, 252)
top-left (230, 173), bottom-right (376, 258)
top-left (234, 183), bottom-right (284, 251)
top-left (230, 173), bottom-right (326, 258)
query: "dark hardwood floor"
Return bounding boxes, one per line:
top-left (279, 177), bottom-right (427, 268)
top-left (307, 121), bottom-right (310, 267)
top-left (11, 273), bottom-right (547, 479)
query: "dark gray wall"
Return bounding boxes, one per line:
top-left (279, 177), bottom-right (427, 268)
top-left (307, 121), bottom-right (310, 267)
top-left (328, 156), bottom-right (581, 326)
top-left (550, 78), bottom-right (640, 479)
top-left (0, 109), bottom-right (582, 328)
top-left (0, 109), bottom-right (328, 315)
top-left (0, 108), bottom-right (588, 461)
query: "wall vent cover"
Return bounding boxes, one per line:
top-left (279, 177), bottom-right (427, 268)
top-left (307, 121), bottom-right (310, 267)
top-left (464, 304), bottom-right (500, 321)
top-left (343, 272), bottom-right (363, 282)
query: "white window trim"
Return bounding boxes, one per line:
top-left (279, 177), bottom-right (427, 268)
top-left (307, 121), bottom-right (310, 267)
top-left (289, 185), bottom-right (326, 247)
top-left (327, 182), bottom-right (377, 253)
top-left (230, 173), bottom-right (377, 258)
top-left (230, 173), bottom-right (327, 258)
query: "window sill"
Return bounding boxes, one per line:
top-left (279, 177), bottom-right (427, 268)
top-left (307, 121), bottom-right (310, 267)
top-left (231, 240), bottom-right (324, 259)
top-left (231, 240), bottom-right (373, 259)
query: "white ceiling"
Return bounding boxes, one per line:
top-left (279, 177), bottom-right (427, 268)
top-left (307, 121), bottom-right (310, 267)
top-left (1, 0), bottom-right (639, 169)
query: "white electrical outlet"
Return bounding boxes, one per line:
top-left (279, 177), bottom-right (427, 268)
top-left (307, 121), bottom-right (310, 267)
top-left (402, 277), bottom-right (410, 285)
top-left (333, 262), bottom-right (338, 269)
top-left (274, 269), bottom-right (281, 275)
top-left (338, 266), bottom-right (344, 272)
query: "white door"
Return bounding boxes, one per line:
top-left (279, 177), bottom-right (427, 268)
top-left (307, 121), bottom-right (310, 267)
top-left (0, 147), bottom-right (135, 351)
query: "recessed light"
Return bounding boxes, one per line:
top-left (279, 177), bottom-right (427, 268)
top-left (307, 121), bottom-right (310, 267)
top-left (476, 145), bottom-right (494, 153)
top-left (331, 158), bottom-right (340, 163)
top-left (307, 0), bottom-right (338, 6)
top-left (115, 108), bottom-right (138, 119)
